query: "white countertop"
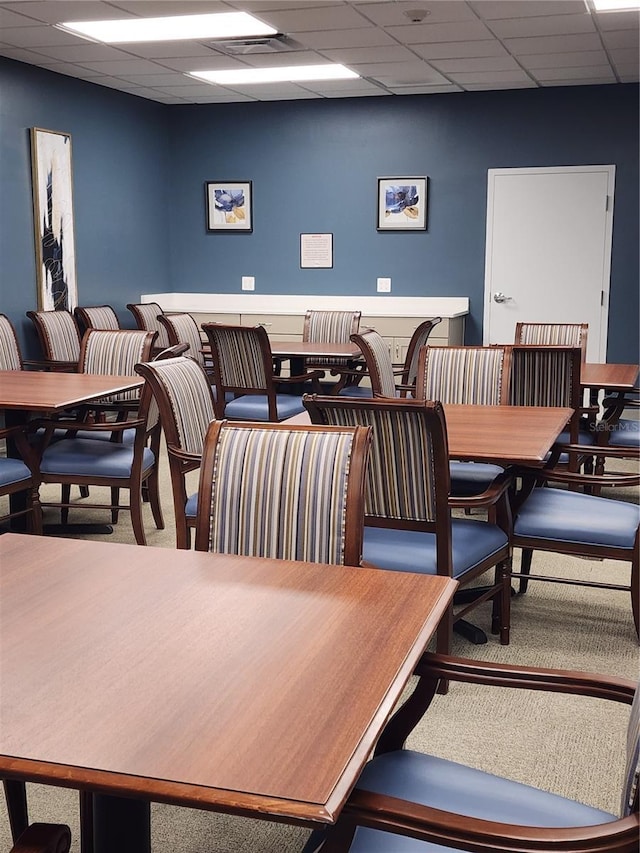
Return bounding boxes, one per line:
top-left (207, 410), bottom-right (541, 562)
top-left (141, 293), bottom-right (469, 318)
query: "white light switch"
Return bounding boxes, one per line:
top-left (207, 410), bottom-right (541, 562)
top-left (241, 276), bottom-right (255, 291)
top-left (377, 277), bottom-right (391, 293)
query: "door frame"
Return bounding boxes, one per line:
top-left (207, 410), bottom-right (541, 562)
top-left (483, 165), bottom-right (615, 362)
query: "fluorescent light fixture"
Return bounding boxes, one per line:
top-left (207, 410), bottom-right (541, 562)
top-left (189, 64), bottom-right (360, 85)
top-left (57, 12), bottom-right (277, 43)
top-left (592, 0), bottom-right (640, 9)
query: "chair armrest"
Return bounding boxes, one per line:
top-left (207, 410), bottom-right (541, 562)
top-left (448, 470), bottom-right (514, 509)
top-left (166, 445), bottom-right (202, 473)
top-left (335, 789), bottom-right (639, 853)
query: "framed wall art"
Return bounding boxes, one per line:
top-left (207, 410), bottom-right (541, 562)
top-left (377, 177), bottom-right (428, 231)
top-left (30, 127), bottom-right (78, 311)
top-left (205, 181), bottom-right (253, 232)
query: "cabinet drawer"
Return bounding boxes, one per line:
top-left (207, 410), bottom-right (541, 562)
top-left (242, 314), bottom-right (304, 335)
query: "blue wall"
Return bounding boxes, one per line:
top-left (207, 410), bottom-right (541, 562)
top-left (168, 86), bottom-right (638, 360)
top-left (0, 58), bottom-right (170, 356)
top-left (1, 54), bottom-right (637, 361)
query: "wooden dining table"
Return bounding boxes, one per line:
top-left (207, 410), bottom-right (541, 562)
top-left (0, 533), bottom-right (457, 853)
top-left (288, 404), bottom-right (574, 467)
top-left (0, 369), bottom-right (144, 532)
top-left (580, 362), bottom-right (639, 393)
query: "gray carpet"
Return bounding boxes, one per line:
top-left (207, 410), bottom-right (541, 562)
top-left (1, 447), bottom-right (638, 851)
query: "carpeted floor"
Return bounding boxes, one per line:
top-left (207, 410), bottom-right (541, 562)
top-left (1, 445), bottom-right (638, 851)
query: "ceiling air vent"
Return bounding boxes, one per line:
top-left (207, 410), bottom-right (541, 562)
top-left (209, 35), bottom-right (300, 55)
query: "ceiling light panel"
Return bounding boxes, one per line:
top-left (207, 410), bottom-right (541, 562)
top-left (592, 0), bottom-right (640, 9)
top-left (57, 13), bottom-right (277, 43)
top-left (190, 64), bottom-right (360, 85)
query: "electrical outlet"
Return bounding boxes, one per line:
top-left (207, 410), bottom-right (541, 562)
top-left (377, 277), bottom-right (391, 293)
top-left (241, 276), bottom-right (255, 291)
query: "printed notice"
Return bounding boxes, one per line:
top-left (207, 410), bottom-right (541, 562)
top-left (300, 233), bottom-right (333, 269)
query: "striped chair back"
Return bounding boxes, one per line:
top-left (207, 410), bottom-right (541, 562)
top-left (195, 421), bottom-right (370, 566)
top-left (126, 302), bottom-right (170, 349)
top-left (158, 313), bottom-right (205, 367)
top-left (79, 329), bottom-right (155, 404)
top-left (515, 322), bottom-right (588, 360)
top-left (202, 324), bottom-right (272, 393)
top-left (416, 346), bottom-right (510, 405)
top-left (509, 344), bottom-right (582, 441)
top-left (304, 396), bottom-right (451, 534)
top-left (401, 317), bottom-right (442, 389)
top-left (74, 305), bottom-right (120, 333)
top-left (622, 687), bottom-right (640, 816)
top-left (351, 329), bottom-right (398, 398)
top-left (135, 357), bottom-right (215, 456)
top-left (0, 314), bottom-right (23, 370)
top-left (26, 310), bottom-right (81, 363)
top-left (303, 310), bottom-right (361, 368)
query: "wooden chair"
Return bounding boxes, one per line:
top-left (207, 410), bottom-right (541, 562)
top-left (341, 328), bottom-right (414, 398)
top-left (303, 395), bottom-right (513, 656)
top-left (398, 316), bottom-right (442, 393)
top-left (510, 448), bottom-right (640, 635)
top-left (194, 419), bottom-right (370, 566)
top-left (201, 323), bottom-right (323, 422)
top-left (73, 305), bottom-right (120, 335)
top-left (302, 309), bottom-right (362, 392)
top-left (9, 823), bottom-right (71, 853)
top-left (37, 330), bottom-right (163, 545)
top-left (0, 314), bottom-right (24, 370)
top-left (509, 344), bottom-right (596, 472)
top-left (515, 321), bottom-right (589, 360)
top-left (135, 356), bottom-right (216, 548)
top-left (0, 424), bottom-right (41, 534)
top-left (157, 312), bottom-right (209, 370)
top-left (126, 301), bottom-right (170, 355)
top-left (304, 653), bottom-right (638, 853)
top-left (415, 345), bottom-right (511, 497)
top-left (26, 310), bottom-right (81, 371)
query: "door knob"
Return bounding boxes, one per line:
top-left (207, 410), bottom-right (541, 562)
top-left (493, 292), bottom-right (512, 304)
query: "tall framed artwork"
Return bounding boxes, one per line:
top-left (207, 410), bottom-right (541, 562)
top-left (30, 127), bottom-right (78, 311)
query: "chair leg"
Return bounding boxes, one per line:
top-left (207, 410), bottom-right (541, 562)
top-left (631, 557), bottom-right (639, 640)
top-left (61, 484), bottom-right (71, 524)
top-left (130, 486), bottom-right (147, 546)
top-left (3, 779), bottom-right (28, 842)
top-left (110, 487), bottom-right (120, 524)
top-left (28, 487), bottom-right (43, 535)
top-left (518, 548), bottom-right (533, 594)
top-left (491, 559), bottom-right (511, 645)
top-left (435, 606), bottom-right (453, 694)
top-left (79, 790), bottom-right (94, 853)
top-left (146, 472), bottom-right (164, 531)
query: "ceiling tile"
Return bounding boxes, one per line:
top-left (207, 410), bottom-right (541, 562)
top-left (107, 1), bottom-right (230, 15)
top-left (7, 1), bottom-right (134, 24)
top-left (384, 83), bottom-right (464, 94)
top-left (592, 9), bottom-right (640, 30)
top-left (152, 55), bottom-right (247, 71)
top-left (108, 72), bottom-right (190, 86)
top-left (122, 41), bottom-right (223, 58)
top-left (541, 76), bottom-right (616, 86)
top-left (321, 45), bottom-right (417, 63)
top-left (299, 78), bottom-right (383, 94)
top-left (430, 56), bottom-right (521, 73)
top-left (463, 80), bottom-right (537, 90)
top-left (471, 1), bottom-right (585, 20)
top-left (532, 63), bottom-right (616, 80)
top-left (384, 20), bottom-right (495, 44)
top-left (449, 68), bottom-right (534, 83)
top-left (488, 12), bottom-right (596, 39)
top-left (253, 6), bottom-right (371, 33)
top-left (600, 28), bottom-right (639, 48)
top-left (26, 43), bottom-right (140, 62)
top-left (73, 58), bottom-right (170, 74)
top-left (0, 24), bottom-right (87, 46)
top-left (298, 26), bottom-right (396, 49)
top-left (0, 7), bottom-right (41, 26)
top-left (411, 40), bottom-right (509, 60)
top-left (518, 49), bottom-right (608, 68)
top-left (355, 1), bottom-right (478, 26)
top-left (504, 33), bottom-right (603, 53)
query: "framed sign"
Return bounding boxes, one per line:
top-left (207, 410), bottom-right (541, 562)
top-left (377, 177), bottom-right (427, 231)
top-left (30, 127), bottom-right (78, 310)
top-left (205, 181), bottom-right (252, 232)
top-left (300, 233), bottom-right (333, 268)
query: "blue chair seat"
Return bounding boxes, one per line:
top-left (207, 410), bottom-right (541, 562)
top-left (515, 487), bottom-right (640, 548)
top-left (608, 418), bottom-right (640, 447)
top-left (41, 438), bottom-right (154, 479)
top-left (0, 457), bottom-right (32, 487)
top-left (223, 394), bottom-right (305, 421)
top-left (322, 750), bottom-right (615, 853)
top-left (363, 520), bottom-right (508, 577)
top-left (339, 385), bottom-right (375, 398)
top-left (185, 492), bottom-right (198, 520)
top-left (449, 461), bottom-right (504, 496)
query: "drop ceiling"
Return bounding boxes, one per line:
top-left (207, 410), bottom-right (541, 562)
top-left (0, 0), bottom-right (637, 103)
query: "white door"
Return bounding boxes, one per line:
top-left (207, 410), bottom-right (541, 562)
top-left (483, 166), bottom-right (615, 363)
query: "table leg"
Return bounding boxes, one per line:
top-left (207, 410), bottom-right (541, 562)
top-left (92, 794), bottom-right (150, 853)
